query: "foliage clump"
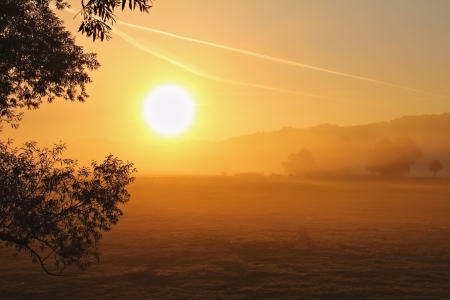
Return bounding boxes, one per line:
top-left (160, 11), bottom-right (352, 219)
top-left (0, 0), bottom-right (100, 129)
top-left (0, 140), bottom-right (136, 276)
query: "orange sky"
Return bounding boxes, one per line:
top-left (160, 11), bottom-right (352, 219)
top-left (3, 0), bottom-right (450, 171)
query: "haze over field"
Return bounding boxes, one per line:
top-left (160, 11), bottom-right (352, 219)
top-left (55, 112), bottom-right (450, 176)
top-left (2, 1), bottom-right (450, 298)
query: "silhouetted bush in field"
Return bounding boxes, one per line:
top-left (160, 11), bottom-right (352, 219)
top-left (234, 172), bottom-right (265, 179)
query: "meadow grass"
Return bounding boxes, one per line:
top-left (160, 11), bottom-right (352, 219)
top-left (1, 177), bottom-right (449, 299)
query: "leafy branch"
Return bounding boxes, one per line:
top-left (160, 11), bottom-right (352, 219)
top-left (0, 140), bottom-right (137, 276)
top-left (77, 0), bottom-right (153, 41)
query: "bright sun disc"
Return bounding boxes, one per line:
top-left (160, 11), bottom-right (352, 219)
top-left (143, 85), bottom-right (195, 136)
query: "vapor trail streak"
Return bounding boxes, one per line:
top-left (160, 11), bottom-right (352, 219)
top-left (113, 28), bottom-right (362, 104)
top-left (117, 21), bottom-right (450, 100)
top-left (58, 6), bottom-right (355, 102)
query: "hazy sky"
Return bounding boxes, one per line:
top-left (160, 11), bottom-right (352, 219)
top-left (5, 0), bottom-right (450, 146)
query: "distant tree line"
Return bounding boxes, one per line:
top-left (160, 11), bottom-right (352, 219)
top-left (282, 137), bottom-right (445, 178)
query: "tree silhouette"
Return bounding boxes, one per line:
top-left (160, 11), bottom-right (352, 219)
top-left (282, 148), bottom-right (316, 176)
top-left (367, 137), bottom-right (422, 177)
top-left (0, 0), bottom-right (143, 275)
top-left (0, 0), bottom-right (100, 129)
top-left (1, 0), bottom-right (153, 129)
top-left (429, 160), bottom-right (444, 178)
top-left (0, 141), bottom-right (136, 276)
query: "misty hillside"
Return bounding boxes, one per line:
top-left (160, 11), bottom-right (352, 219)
top-left (68, 113), bottom-right (450, 176)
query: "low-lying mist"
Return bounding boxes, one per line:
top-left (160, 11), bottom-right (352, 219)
top-left (66, 112), bottom-right (450, 177)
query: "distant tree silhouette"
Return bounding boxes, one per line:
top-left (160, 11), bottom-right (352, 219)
top-left (282, 148), bottom-right (316, 176)
top-left (429, 160), bottom-right (444, 177)
top-left (0, 141), bottom-right (136, 276)
top-left (234, 172), bottom-right (264, 179)
top-left (367, 137), bottom-right (422, 177)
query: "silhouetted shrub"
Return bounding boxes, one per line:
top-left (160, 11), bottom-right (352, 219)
top-left (234, 172), bottom-right (265, 179)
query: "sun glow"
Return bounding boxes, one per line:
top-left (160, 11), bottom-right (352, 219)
top-left (143, 85), bottom-right (195, 137)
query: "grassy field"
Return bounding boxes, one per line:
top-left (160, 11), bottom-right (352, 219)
top-left (1, 177), bottom-right (450, 299)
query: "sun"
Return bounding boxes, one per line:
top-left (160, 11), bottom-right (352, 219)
top-left (143, 85), bottom-right (195, 137)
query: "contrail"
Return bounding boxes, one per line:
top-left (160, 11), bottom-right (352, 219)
top-left (58, 6), bottom-right (423, 104)
top-left (117, 21), bottom-right (450, 100)
top-left (113, 28), bottom-right (363, 104)
top-left (59, 6), bottom-right (356, 102)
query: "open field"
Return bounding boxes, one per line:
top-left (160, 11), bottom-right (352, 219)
top-left (1, 177), bottom-right (450, 299)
